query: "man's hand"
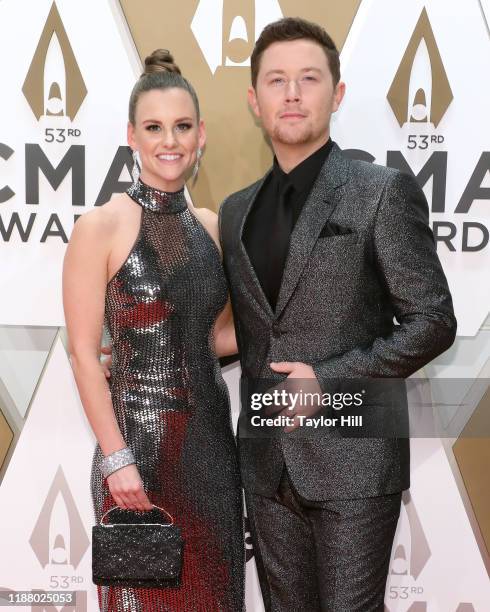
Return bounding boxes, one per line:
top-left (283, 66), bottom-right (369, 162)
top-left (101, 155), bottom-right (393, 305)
top-left (100, 344), bottom-right (113, 378)
top-left (270, 361), bottom-right (317, 380)
top-left (269, 361), bottom-right (322, 432)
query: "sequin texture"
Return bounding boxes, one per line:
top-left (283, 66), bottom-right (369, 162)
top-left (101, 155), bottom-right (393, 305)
top-left (90, 180), bottom-right (244, 611)
top-left (99, 447), bottom-right (135, 479)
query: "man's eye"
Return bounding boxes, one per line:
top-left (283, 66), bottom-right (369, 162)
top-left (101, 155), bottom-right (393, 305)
top-left (270, 78), bottom-right (285, 85)
top-left (302, 75), bottom-right (317, 82)
top-left (147, 124), bottom-right (160, 132)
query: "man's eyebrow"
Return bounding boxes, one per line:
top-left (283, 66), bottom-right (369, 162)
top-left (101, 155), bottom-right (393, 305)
top-left (263, 67), bottom-right (323, 77)
top-left (264, 69), bottom-right (287, 77)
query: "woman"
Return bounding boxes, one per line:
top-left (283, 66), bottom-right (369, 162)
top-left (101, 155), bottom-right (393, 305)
top-left (63, 50), bottom-right (244, 611)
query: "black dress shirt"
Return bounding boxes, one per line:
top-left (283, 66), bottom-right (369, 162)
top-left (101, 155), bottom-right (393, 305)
top-left (242, 138), bottom-right (333, 311)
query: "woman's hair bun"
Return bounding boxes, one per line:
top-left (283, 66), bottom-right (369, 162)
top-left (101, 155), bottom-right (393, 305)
top-left (143, 49), bottom-right (181, 75)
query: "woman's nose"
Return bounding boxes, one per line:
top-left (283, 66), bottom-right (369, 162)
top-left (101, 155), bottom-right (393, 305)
top-left (161, 128), bottom-right (178, 147)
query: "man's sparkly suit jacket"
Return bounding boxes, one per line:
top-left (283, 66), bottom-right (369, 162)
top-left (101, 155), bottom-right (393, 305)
top-left (219, 142), bottom-right (456, 501)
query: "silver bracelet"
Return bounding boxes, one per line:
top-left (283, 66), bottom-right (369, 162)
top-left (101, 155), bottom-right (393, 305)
top-left (100, 447), bottom-right (135, 479)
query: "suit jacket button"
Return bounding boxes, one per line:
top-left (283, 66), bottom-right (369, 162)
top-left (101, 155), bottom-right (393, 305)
top-left (272, 324), bottom-right (281, 338)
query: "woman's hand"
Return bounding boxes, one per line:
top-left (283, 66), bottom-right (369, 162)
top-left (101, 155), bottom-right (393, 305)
top-left (106, 464), bottom-right (153, 511)
top-left (100, 344), bottom-right (113, 378)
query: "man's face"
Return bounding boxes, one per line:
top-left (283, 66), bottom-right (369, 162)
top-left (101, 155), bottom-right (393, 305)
top-left (249, 39), bottom-right (345, 149)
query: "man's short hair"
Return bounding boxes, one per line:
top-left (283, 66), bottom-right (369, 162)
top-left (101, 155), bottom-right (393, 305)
top-left (251, 17), bottom-right (341, 89)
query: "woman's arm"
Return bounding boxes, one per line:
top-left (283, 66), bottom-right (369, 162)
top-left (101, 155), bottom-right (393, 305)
top-left (213, 298), bottom-right (238, 357)
top-left (63, 209), bottom-right (152, 512)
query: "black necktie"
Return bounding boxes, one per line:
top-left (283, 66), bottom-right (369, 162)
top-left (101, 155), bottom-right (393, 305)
top-left (268, 181), bottom-right (294, 311)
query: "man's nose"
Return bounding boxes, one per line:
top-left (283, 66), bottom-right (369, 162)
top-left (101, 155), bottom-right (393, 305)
top-left (284, 79), bottom-right (301, 103)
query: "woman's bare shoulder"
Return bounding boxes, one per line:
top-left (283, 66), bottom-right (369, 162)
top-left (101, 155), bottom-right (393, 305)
top-left (193, 206), bottom-right (217, 220)
top-left (192, 206), bottom-right (218, 232)
top-left (70, 193), bottom-right (133, 241)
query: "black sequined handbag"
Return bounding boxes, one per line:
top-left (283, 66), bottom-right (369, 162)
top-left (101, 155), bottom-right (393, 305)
top-left (92, 505), bottom-right (184, 588)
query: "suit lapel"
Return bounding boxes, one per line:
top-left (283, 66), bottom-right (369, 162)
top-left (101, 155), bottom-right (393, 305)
top-left (275, 144), bottom-right (350, 318)
top-left (237, 170), bottom-right (275, 317)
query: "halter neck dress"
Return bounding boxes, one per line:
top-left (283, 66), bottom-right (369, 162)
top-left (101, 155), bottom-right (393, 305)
top-left (90, 179), bottom-right (244, 611)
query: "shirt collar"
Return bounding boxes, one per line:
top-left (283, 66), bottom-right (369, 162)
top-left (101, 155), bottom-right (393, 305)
top-left (272, 137), bottom-right (333, 193)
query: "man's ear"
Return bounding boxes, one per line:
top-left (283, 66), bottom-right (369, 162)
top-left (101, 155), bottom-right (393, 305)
top-left (248, 86), bottom-right (260, 119)
top-left (332, 81), bottom-right (346, 113)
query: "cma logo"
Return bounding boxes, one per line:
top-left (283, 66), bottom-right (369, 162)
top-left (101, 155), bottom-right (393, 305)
top-left (387, 8), bottom-right (453, 128)
top-left (191, 0), bottom-right (283, 74)
top-left (29, 465), bottom-right (89, 570)
top-left (390, 491), bottom-right (431, 581)
top-left (22, 2), bottom-right (87, 120)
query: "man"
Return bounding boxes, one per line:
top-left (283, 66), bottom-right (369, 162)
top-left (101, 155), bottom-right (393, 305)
top-left (218, 17), bottom-right (456, 612)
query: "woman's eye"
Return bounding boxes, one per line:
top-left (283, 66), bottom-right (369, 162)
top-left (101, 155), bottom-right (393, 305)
top-left (175, 123), bottom-right (192, 132)
top-left (147, 124), bottom-right (160, 132)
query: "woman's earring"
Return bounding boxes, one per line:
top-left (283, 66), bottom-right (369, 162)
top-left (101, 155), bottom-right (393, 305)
top-left (132, 150), bottom-right (141, 184)
top-left (192, 148), bottom-right (202, 179)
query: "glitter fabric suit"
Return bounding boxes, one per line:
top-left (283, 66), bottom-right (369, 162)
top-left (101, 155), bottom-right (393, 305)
top-left (90, 180), bottom-right (244, 612)
top-left (219, 142), bottom-right (456, 611)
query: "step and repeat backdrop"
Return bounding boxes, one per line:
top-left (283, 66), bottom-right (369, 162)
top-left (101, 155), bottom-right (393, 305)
top-left (0, 0), bottom-right (489, 610)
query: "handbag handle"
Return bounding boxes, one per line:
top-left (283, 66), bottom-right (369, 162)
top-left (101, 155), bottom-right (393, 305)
top-left (100, 504), bottom-right (175, 526)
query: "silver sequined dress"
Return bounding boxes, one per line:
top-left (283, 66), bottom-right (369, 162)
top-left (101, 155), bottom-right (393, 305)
top-left (90, 180), bottom-right (244, 611)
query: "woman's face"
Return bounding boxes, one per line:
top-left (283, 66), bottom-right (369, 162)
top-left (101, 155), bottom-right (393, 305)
top-left (128, 87), bottom-right (205, 192)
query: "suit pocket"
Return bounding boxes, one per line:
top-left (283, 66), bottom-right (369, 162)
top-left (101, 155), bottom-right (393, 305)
top-left (318, 222), bottom-right (355, 238)
top-left (316, 232), bottom-right (359, 246)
